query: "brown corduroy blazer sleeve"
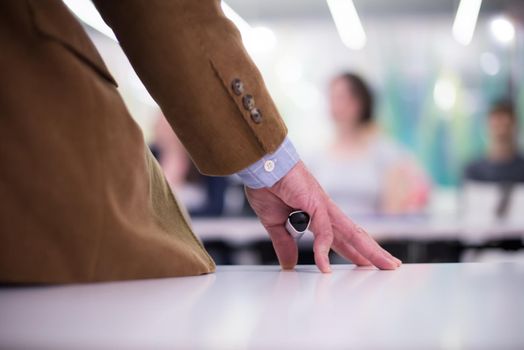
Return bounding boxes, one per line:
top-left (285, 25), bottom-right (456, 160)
top-left (92, 0), bottom-right (287, 176)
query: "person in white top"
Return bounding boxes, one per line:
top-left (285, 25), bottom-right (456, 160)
top-left (309, 73), bottom-right (430, 217)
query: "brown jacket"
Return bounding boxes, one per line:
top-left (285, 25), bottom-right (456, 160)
top-left (0, 0), bottom-right (287, 283)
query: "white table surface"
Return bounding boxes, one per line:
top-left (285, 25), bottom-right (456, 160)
top-left (1, 263), bottom-right (523, 349)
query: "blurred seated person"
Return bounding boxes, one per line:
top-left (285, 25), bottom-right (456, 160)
top-left (150, 114), bottom-right (229, 217)
top-left (463, 101), bottom-right (524, 221)
top-left (309, 73), bottom-right (429, 217)
top-left (465, 101), bottom-right (524, 183)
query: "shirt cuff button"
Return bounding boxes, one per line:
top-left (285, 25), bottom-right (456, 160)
top-left (264, 160), bottom-right (275, 172)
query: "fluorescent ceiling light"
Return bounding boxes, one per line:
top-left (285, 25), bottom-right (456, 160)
top-left (63, 0), bottom-right (249, 44)
top-left (222, 3), bottom-right (277, 55)
top-left (221, 2), bottom-right (252, 37)
top-left (452, 0), bottom-right (482, 46)
top-left (63, 0), bottom-right (117, 41)
top-left (64, 1), bottom-right (275, 55)
top-left (326, 0), bottom-right (366, 50)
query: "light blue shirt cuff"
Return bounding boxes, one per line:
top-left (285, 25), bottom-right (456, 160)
top-left (236, 137), bottom-right (300, 189)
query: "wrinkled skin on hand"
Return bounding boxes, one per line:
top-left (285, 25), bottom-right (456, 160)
top-left (245, 161), bottom-right (402, 273)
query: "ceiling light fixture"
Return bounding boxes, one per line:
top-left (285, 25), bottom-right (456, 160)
top-left (326, 0), bottom-right (366, 50)
top-left (63, 0), bottom-right (251, 46)
top-left (63, 0), bottom-right (117, 41)
top-left (452, 0), bottom-right (482, 46)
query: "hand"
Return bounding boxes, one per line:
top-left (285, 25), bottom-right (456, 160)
top-left (245, 161), bottom-right (402, 273)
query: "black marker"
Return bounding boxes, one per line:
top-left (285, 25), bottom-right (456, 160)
top-left (285, 210), bottom-right (310, 240)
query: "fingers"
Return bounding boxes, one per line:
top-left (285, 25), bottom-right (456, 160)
top-left (349, 225), bottom-right (400, 270)
top-left (332, 237), bottom-right (372, 266)
top-left (309, 206), bottom-right (334, 273)
top-left (266, 162), bottom-right (334, 273)
top-left (265, 225), bottom-right (298, 270)
top-left (329, 203), bottom-right (401, 270)
top-left (265, 161), bottom-right (397, 273)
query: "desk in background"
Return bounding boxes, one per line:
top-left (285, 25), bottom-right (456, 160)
top-left (192, 218), bottom-right (524, 264)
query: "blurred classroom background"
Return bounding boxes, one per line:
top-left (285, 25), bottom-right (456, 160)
top-left (66, 0), bottom-right (524, 265)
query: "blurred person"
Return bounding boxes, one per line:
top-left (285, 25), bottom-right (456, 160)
top-left (150, 115), bottom-right (196, 202)
top-left (309, 73), bottom-right (429, 217)
top-left (150, 115), bottom-right (229, 216)
top-left (462, 101), bottom-right (524, 220)
top-left (1, 1), bottom-right (400, 284)
top-left (465, 101), bottom-right (524, 183)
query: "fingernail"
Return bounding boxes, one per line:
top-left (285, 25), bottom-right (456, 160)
top-left (389, 258), bottom-right (400, 268)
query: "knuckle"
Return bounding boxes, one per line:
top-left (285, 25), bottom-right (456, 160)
top-left (298, 193), bottom-right (316, 213)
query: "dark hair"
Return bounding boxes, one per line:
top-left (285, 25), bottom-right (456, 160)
top-left (490, 100), bottom-right (515, 119)
top-left (335, 73), bottom-right (374, 125)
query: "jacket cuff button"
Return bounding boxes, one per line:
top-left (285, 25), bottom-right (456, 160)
top-left (250, 108), bottom-right (262, 123)
top-left (231, 78), bottom-right (244, 96)
top-left (242, 95), bottom-right (255, 110)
